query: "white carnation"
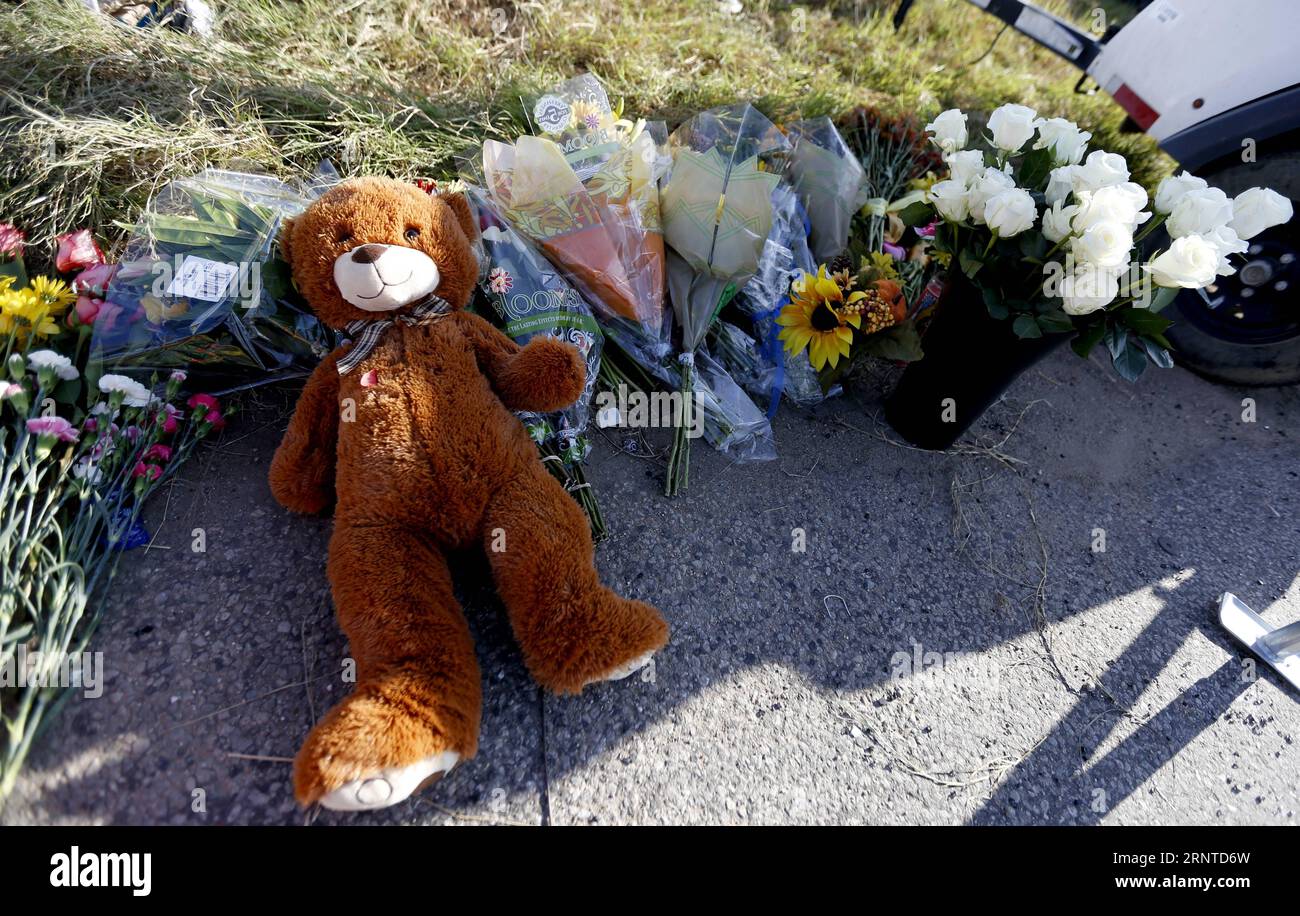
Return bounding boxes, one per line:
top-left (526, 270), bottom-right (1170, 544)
top-left (97, 373), bottom-right (153, 407)
top-left (26, 349), bottom-right (79, 381)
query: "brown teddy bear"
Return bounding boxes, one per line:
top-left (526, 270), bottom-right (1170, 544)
top-left (270, 177), bottom-right (669, 812)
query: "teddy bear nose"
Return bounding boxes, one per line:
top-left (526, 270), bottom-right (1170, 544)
top-left (350, 244), bottom-right (386, 264)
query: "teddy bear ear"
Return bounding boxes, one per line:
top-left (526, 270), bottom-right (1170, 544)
top-left (278, 215), bottom-right (296, 264)
top-left (437, 191), bottom-right (478, 245)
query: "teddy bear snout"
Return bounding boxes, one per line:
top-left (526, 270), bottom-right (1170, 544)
top-left (333, 243), bottom-right (441, 312)
top-left (349, 243), bottom-right (384, 264)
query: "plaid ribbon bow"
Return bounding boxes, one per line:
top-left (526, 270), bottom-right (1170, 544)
top-left (336, 294), bottom-right (452, 375)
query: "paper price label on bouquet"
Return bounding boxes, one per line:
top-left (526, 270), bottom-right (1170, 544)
top-left (166, 256), bottom-right (239, 303)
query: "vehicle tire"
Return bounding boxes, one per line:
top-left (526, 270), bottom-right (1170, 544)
top-left (1161, 151), bottom-right (1300, 386)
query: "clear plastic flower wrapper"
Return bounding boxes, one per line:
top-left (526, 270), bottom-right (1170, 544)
top-left (469, 188), bottom-right (604, 454)
top-left (468, 186), bottom-right (608, 537)
top-left (463, 74), bottom-right (672, 372)
top-left (91, 168), bottom-right (336, 391)
top-left (728, 181), bottom-right (829, 410)
top-left (785, 116), bottom-right (867, 262)
top-left (657, 103), bottom-right (792, 493)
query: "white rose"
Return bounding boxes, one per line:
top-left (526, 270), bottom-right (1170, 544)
top-left (982, 187), bottom-right (1037, 238)
top-left (1071, 150), bottom-right (1130, 194)
top-left (1202, 224), bottom-right (1249, 277)
top-left (967, 166), bottom-right (1015, 225)
top-left (1153, 171), bottom-right (1208, 214)
top-left (1145, 235), bottom-right (1220, 288)
top-left (1166, 186), bottom-right (1233, 238)
top-left (927, 179), bottom-right (971, 222)
top-left (1071, 220), bottom-right (1134, 269)
top-left (1072, 183), bottom-right (1150, 233)
top-left (944, 149), bottom-right (984, 186)
top-left (1059, 266), bottom-right (1119, 316)
top-left (925, 109), bottom-right (968, 154)
top-left (1033, 117), bottom-right (1090, 166)
top-left (986, 103), bottom-right (1038, 153)
top-left (1227, 187), bottom-right (1293, 240)
top-left (1041, 201), bottom-right (1078, 244)
top-left (1044, 165), bottom-right (1076, 207)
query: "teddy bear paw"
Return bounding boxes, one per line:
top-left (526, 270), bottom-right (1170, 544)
top-left (317, 750), bottom-right (460, 812)
top-left (586, 650), bottom-right (656, 687)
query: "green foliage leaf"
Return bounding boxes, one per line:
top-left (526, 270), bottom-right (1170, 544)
top-left (981, 285), bottom-right (1008, 320)
top-left (958, 248), bottom-right (983, 278)
top-left (1140, 337), bottom-right (1174, 368)
top-left (858, 321), bottom-right (924, 362)
top-left (1017, 146), bottom-right (1054, 191)
top-left (1013, 315), bottom-right (1043, 339)
top-left (1118, 307), bottom-right (1173, 337)
top-left (1148, 285), bottom-right (1179, 313)
top-left (0, 256), bottom-right (29, 290)
top-left (1070, 320), bottom-right (1107, 358)
top-left (896, 200), bottom-right (934, 228)
top-left (1035, 309), bottom-right (1074, 333)
top-left (1112, 338), bottom-right (1148, 381)
top-left (1017, 231), bottom-right (1048, 261)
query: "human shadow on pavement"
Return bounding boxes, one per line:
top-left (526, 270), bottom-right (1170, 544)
top-left (6, 352), bottom-right (1298, 824)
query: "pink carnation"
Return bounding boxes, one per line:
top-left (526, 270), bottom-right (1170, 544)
top-left (0, 223), bottom-right (25, 259)
top-left (131, 461), bottom-right (163, 481)
top-left (27, 416), bottom-right (79, 443)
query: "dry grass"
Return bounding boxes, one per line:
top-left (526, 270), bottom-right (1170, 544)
top-left (0, 0), bottom-right (1165, 264)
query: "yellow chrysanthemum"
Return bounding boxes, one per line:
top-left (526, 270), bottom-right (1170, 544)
top-left (29, 275), bottom-right (76, 312)
top-left (0, 285), bottom-right (61, 339)
top-left (776, 265), bottom-right (865, 371)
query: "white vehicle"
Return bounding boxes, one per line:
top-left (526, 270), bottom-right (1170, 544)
top-left (895, 0), bottom-right (1300, 384)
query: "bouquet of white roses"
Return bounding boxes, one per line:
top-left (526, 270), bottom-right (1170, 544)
top-left (918, 104), bottom-right (1293, 379)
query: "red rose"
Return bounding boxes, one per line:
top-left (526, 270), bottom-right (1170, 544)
top-left (54, 230), bottom-right (106, 274)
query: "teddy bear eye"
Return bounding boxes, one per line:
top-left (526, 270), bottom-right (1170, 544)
top-left (404, 227), bottom-right (421, 242)
top-left (336, 230), bottom-right (353, 245)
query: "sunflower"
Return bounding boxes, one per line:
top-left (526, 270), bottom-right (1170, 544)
top-left (776, 265), bottom-right (866, 370)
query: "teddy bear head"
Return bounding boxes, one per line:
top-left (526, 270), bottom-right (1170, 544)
top-left (279, 177), bottom-right (480, 330)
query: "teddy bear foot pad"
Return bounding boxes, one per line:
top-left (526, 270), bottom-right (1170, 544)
top-left (588, 650), bottom-right (656, 687)
top-left (318, 750), bottom-right (461, 812)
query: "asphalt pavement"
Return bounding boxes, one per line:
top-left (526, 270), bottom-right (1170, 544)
top-left (5, 347), bottom-right (1298, 825)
